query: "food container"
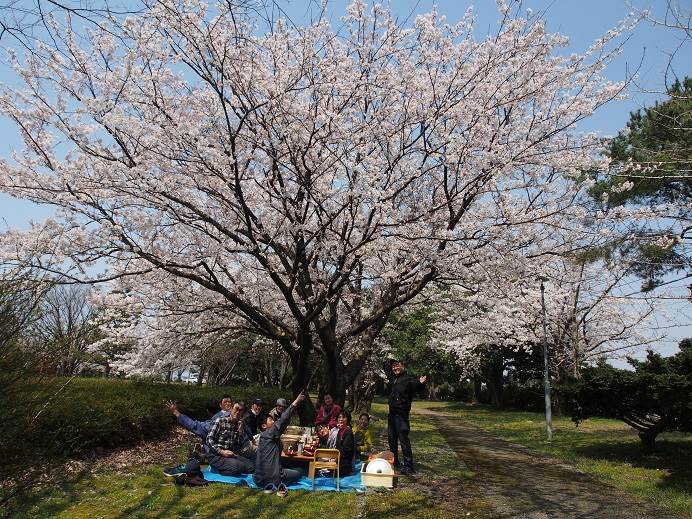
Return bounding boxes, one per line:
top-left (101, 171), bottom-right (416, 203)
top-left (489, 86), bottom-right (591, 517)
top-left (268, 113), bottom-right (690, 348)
top-left (280, 436), bottom-right (299, 452)
top-left (360, 459), bottom-right (397, 488)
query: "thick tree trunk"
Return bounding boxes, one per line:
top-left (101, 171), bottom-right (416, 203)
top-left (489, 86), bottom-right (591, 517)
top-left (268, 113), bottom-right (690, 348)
top-left (322, 349), bottom-right (347, 406)
top-left (287, 333), bottom-right (315, 425)
top-left (485, 356), bottom-right (504, 408)
top-left (638, 431), bottom-right (657, 455)
top-left (348, 369), bottom-right (376, 414)
top-left (472, 378), bottom-right (482, 403)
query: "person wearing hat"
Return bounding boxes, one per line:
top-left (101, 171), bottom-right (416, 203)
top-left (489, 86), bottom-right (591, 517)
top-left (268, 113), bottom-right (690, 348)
top-left (243, 398), bottom-right (266, 436)
top-left (268, 398), bottom-right (288, 421)
top-left (383, 358), bottom-right (427, 475)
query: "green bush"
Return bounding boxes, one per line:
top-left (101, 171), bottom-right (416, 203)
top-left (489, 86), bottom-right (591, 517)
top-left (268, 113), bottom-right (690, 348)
top-left (1, 377), bottom-right (287, 476)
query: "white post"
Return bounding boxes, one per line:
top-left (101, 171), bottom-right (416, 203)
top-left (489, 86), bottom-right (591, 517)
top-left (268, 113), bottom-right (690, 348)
top-left (540, 280), bottom-right (553, 441)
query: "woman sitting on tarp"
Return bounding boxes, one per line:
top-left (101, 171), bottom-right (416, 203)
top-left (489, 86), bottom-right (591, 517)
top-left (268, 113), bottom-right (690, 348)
top-left (353, 412), bottom-right (373, 460)
top-left (327, 410), bottom-right (355, 476)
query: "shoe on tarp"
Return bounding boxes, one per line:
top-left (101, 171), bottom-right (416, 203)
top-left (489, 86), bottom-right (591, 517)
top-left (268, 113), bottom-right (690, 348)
top-left (163, 464), bottom-right (187, 477)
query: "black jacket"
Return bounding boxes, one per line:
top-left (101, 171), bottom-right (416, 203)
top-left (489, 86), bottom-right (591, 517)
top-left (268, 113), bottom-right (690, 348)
top-left (384, 361), bottom-right (425, 414)
top-left (334, 426), bottom-right (355, 476)
top-left (243, 409), bottom-right (265, 436)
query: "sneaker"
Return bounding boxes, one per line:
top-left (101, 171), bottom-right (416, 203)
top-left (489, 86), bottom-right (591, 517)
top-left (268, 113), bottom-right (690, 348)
top-left (163, 464), bottom-right (187, 477)
top-left (276, 483), bottom-right (288, 498)
top-left (318, 468), bottom-right (331, 477)
top-left (400, 466), bottom-right (413, 476)
top-left (263, 483), bottom-right (277, 494)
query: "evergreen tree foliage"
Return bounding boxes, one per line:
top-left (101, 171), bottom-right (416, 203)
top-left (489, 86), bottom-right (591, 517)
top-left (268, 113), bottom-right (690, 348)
top-left (562, 339), bottom-right (692, 453)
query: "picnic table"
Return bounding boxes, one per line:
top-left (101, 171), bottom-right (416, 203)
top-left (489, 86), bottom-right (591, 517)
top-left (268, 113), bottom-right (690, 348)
top-left (280, 452), bottom-right (315, 463)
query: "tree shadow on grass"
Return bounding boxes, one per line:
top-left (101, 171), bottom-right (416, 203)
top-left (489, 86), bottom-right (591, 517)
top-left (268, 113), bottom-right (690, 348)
top-left (572, 436), bottom-right (692, 493)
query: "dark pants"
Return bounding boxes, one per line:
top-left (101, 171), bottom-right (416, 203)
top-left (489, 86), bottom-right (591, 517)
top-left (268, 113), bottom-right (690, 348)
top-left (279, 468), bottom-right (302, 485)
top-left (388, 411), bottom-right (413, 469)
top-left (253, 468), bottom-right (303, 489)
top-left (208, 454), bottom-right (255, 476)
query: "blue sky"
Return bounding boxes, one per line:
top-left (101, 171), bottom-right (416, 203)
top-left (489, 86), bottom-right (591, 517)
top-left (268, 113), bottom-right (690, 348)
top-left (0, 0), bottom-right (689, 359)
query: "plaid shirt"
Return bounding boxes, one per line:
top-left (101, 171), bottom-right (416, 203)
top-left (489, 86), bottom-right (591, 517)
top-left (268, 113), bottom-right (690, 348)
top-left (206, 416), bottom-right (247, 454)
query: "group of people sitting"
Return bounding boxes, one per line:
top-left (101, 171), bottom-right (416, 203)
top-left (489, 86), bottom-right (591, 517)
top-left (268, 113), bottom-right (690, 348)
top-left (163, 392), bottom-right (373, 496)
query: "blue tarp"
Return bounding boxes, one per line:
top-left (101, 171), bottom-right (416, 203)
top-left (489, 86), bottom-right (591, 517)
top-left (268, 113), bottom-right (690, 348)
top-left (203, 461), bottom-right (365, 492)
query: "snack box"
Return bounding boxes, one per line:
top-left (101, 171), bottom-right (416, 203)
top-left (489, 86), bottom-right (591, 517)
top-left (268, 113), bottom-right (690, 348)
top-left (285, 425), bottom-right (314, 436)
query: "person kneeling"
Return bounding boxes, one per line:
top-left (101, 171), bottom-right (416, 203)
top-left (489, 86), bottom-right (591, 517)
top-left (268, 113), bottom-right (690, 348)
top-left (206, 401), bottom-right (255, 477)
top-left (253, 393), bottom-right (306, 497)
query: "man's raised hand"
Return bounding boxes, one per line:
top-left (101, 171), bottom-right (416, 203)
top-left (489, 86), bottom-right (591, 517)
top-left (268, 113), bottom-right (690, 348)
top-left (165, 400), bottom-right (180, 417)
top-left (293, 393), bottom-right (306, 407)
top-left (420, 375), bottom-right (428, 384)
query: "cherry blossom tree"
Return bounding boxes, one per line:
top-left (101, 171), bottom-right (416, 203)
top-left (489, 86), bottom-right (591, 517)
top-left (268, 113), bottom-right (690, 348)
top-left (430, 257), bottom-right (658, 392)
top-left (0, 0), bottom-right (634, 417)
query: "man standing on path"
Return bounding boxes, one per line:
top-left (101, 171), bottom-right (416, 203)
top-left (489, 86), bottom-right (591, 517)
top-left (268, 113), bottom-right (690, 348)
top-left (384, 359), bottom-right (427, 475)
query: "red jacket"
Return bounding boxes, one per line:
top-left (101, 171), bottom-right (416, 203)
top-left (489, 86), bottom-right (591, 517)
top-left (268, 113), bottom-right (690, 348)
top-left (315, 403), bottom-right (341, 428)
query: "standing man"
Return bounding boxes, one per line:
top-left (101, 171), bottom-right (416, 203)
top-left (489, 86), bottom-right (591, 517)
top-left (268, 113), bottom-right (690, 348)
top-left (383, 358), bottom-right (427, 475)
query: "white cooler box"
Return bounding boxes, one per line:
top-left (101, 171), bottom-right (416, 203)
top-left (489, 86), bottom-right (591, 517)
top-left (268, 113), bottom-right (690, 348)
top-left (360, 459), bottom-right (398, 488)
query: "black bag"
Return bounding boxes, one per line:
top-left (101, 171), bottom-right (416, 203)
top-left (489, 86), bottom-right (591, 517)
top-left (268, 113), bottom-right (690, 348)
top-left (174, 472), bottom-right (208, 487)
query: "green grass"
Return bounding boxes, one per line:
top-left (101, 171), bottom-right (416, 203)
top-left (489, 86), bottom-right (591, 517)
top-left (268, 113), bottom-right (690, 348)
top-left (2, 388), bottom-right (483, 519)
top-left (418, 401), bottom-right (692, 518)
top-left (362, 402), bottom-right (486, 518)
top-left (5, 465), bottom-right (358, 519)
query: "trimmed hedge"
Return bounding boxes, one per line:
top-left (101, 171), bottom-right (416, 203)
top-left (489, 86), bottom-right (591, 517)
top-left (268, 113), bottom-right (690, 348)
top-left (1, 377), bottom-right (286, 475)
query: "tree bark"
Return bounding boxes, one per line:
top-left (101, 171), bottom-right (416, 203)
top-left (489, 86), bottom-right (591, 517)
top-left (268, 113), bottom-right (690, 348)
top-left (287, 333), bottom-right (315, 425)
top-left (472, 378), bottom-right (482, 403)
top-left (638, 431), bottom-right (657, 454)
top-left (485, 355), bottom-right (504, 408)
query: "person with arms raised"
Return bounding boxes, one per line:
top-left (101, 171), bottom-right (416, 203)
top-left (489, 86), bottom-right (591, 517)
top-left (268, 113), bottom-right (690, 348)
top-left (253, 393), bottom-right (306, 497)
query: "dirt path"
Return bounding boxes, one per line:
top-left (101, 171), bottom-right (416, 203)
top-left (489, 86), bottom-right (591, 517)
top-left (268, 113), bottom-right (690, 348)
top-left (413, 407), bottom-right (680, 519)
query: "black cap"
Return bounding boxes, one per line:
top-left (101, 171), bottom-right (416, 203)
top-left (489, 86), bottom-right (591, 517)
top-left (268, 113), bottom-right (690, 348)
top-left (253, 398), bottom-right (264, 406)
top-left (389, 358), bottom-right (403, 366)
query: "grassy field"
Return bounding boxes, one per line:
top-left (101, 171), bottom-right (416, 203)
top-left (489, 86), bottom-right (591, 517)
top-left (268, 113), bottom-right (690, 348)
top-left (3, 391), bottom-right (481, 519)
top-left (418, 401), bottom-right (692, 518)
top-left (13, 380), bottom-right (684, 518)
